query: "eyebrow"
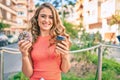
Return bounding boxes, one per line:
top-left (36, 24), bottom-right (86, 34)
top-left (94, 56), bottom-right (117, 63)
top-left (39, 13), bottom-right (53, 16)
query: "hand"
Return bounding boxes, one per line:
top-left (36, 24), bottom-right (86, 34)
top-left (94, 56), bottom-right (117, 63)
top-left (18, 40), bottom-right (32, 57)
top-left (56, 39), bottom-right (69, 57)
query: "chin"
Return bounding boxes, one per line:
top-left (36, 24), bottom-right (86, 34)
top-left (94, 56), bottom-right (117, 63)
top-left (42, 28), bottom-right (51, 31)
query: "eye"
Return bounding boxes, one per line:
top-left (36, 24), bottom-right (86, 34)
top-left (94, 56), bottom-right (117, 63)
top-left (39, 14), bottom-right (46, 18)
top-left (49, 16), bottom-right (53, 19)
top-left (41, 15), bottom-right (46, 18)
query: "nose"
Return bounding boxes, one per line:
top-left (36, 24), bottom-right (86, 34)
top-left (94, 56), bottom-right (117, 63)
top-left (45, 17), bottom-right (50, 22)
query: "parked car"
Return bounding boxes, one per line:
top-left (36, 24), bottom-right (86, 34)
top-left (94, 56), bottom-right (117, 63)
top-left (0, 33), bottom-right (8, 46)
top-left (7, 34), bottom-right (18, 44)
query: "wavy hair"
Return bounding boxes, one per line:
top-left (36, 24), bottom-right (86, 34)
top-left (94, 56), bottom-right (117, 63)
top-left (29, 3), bottom-right (71, 47)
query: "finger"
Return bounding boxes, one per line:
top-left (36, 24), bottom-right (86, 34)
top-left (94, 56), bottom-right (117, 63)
top-left (18, 40), bottom-right (25, 47)
top-left (23, 42), bottom-right (32, 50)
top-left (55, 49), bottom-right (64, 55)
top-left (56, 46), bottom-right (69, 55)
top-left (61, 40), bottom-right (69, 48)
top-left (19, 41), bottom-right (31, 53)
top-left (56, 43), bottom-right (68, 51)
top-left (19, 42), bottom-right (32, 54)
top-left (20, 41), bottom-right (30, 48)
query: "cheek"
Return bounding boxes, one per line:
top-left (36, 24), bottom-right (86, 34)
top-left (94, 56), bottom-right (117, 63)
top-left (38, 19), bottom-right (42, 25)
top-left (51, 20), bottom-right (53, 25)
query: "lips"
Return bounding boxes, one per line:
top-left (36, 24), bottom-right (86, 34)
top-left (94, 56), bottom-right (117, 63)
top-left (43, 24), bottom-right (49, 26)
top-left (42, 23), bottom-right (51, 27)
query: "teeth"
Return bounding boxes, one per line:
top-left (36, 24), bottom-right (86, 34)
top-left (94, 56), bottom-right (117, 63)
top-left (44, 24), bottom-right (49, 26)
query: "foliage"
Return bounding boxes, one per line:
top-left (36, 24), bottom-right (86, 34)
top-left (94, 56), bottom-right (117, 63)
top-left (9, 72), bottom-right (95, 80)
top-left (84, 52), bottom-right (120, 75)
top-left (94, 31), bottom-right (102, 42)
top-left (9, 72), bottom-right (28, 80)
top-left (102, 70), bottom-right (118, 80)
top-left (79, 30), bottom-right (102, 49)
top-left (62, 72), bottom-right (80, 80)
top-left (63, 20), bottom-right (78, 39)
top-left (102, 58), bottom-right (120, 75)
top-left (62, 72), bottom-right (97, 80)
top-left (108, 14), bottom-right (120, 26)
top-left (74, 51), bottom-right (97, 64)
top-left (79, 29), bottom-right (93, 48)
top-left (70, 43), bottom-right (80, 50)
top-left (72, 51), bottom-right (120, 80)
top-left (0, 21), bottom-right (10, 31)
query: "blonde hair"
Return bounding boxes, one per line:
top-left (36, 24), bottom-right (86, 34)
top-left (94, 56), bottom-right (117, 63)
top-left (29, 3), bottom-right (71, 47)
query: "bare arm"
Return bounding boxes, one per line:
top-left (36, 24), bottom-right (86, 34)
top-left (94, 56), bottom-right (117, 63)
top-left (22, 54), bottom-right (33, 77)
top-left (60, 53), bottom-right (71, 73)
top-left (56, 40), bottom-right (71, 73)
top-left (18, 40), bottom-right (33, 78)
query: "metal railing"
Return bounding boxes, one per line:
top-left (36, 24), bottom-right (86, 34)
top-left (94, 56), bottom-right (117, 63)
top-left (0, 43), bottom-right (120, 80)
top-left (0, 47), bottom-right (20, 80)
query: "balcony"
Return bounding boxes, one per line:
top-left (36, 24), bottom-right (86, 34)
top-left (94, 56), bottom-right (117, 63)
top-left (11, 0), bottom-right (17, 4)
top-left (16, 0), bottom-right (28, 6)
top-left (17, 16), bottom-right (28, 22)
top-left (0, 3), bottom-right (17, 15)
top-left (0, 19), bottom-right (18, 26)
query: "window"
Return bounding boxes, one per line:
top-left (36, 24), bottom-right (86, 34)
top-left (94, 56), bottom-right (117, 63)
top-left (6, 12), bottom-right (11, 20)
top-left (17, 11), bottom-right (27, 17)
top-left (16, 5), bottom-right (23, 8)
top-left (0, 9), bottom-right (2, 18)
top-left (17, 12), bottom-right (24, 16)
top-left (6, 0), bottom-right (11, 6)
top-left (17, 18), bottom-right (23, 25)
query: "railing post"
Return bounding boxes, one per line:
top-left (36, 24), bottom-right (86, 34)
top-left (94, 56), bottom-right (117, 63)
top-left (0, 49), bottom-right (2, 80)
top-left (98, 45), bottom-right (102, 80)
top-left (0, 49), bottom-right (4, 80)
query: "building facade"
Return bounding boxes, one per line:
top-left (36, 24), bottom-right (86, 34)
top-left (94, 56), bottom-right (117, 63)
top-left (0, 0), bottom-right (35, 34)
top-left (76, 0), bottom-right (120, 44)
top-left (0, 0), bottom-right (17, 34)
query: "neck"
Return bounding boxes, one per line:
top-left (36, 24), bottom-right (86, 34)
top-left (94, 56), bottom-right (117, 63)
top-left (40, 31), bottom-right (49, 37)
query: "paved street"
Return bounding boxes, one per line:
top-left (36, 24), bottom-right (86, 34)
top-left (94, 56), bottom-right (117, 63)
top-left (0, 53), bottom-right (2, 79)
top-left (1, 43), bottom-right (22, 80)
top-left (107, 45), bottom-right (120, 62)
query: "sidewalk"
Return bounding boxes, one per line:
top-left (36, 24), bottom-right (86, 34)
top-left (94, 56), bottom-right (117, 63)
top-left (0, 53), bottom-right (2, 80)
top-left (4, 53), bottom-right (22, 80)
top-left (106, 46), bottom-right (120, 62)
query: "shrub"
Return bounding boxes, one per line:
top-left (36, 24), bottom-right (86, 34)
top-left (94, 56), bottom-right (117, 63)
top-left (63, 20), bottom-right (78, 39)
top-left (9, 72), bottom-right (28, 80)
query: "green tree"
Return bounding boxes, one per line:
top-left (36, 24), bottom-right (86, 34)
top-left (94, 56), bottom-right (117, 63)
top-left (108, 14), bottom-right (120, 35)
top-left (0, 21), bottom-right (10, 31)
top-left (108, 14), bottom-right (120, 26)
top-left (63, 20), bottom-right (78, 38)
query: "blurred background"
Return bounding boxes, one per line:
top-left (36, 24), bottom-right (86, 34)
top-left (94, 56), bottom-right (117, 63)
top-left (1, 0), bottom-right (120, 45)
top-left (0, 0), bottom-right (120, 80)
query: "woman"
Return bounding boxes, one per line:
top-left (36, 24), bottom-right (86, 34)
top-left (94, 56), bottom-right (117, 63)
top-left (18, 2), bottom-right (71, 80)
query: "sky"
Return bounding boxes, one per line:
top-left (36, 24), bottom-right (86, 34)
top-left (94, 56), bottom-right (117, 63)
top-left (33, 0), bottom-right (57, 5)
top-left (33, 0), bottom-right (44, 5)
top-left (33, 0), bottom-right (76, 5)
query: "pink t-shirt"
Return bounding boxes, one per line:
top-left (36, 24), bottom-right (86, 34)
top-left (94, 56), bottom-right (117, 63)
top-left (30, 35), bottom-right (62, 80)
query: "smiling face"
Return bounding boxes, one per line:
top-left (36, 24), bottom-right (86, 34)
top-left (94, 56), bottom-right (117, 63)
top-left (38, 7), bottom-right (53, 35)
